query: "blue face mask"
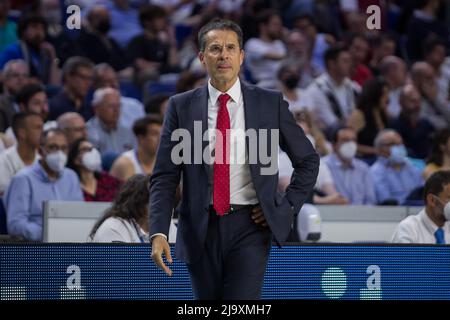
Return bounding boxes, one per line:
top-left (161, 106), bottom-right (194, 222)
top-left (389, 144), bottom-right (407, 164)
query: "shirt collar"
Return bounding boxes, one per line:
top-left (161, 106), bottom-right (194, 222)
top-left (208, 78), bottom-right (241, 107)
top-left (324, 72), bottom-right (351, 89)
top-left (33, 161), bottom-right (62, 182)
top-left (94, 116), bottom-right (115, 133)
top-left (421, 208), bottom-right (442, 235)
top-left (330, 152), bottom-right (354, 169)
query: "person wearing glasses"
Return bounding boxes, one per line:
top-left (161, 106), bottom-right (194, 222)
top-left (67, 137), bottom-right (121, 202)
top-left (4, 128), bottom-right (83, 241)
top-left (48, 56), bottom-right (95, 121)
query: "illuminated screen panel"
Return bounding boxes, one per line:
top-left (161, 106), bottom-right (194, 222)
top-left (1, 244), bottom-right (449, 300)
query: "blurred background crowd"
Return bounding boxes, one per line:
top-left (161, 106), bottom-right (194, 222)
top-left (0, 0), bottom-right (450, 242)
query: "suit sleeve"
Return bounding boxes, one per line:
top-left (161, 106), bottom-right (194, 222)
top-left (278, 93), bottom-right (320, 214)
top-left (148, 97), bottom-right (182, 237)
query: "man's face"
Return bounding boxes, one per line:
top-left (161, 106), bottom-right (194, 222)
top-left (333, 51), bottom-right (352, 78)
top-left (24, 115), bottom-right (44, 148)
top-left (40, 132), bottom-right (69, 158)
top-left (379, 40), bottom-right (396, 59)
top-left (378, 132), bottom-right (403, 158)
top-left (335, 128), bottom-right (357, 152)
top-left (199, 29), bottom-right (244, 87)
top-left (391, 61), bottom-right (407, 87)
top-left (96, 68), bottom-right (119, 90)
top-left (23, 23), bottom-right (46, 49)
top-left (266, 15), bottom-right (283, 40)
top-left (24, 92), bottom-right (49, 121)
top-left (294, 18), bottom-right (315, 39)
top-left (429, 183), bottom-right (450, 223)
top-left (350, 37), bottom-right (369, 64)
top-left (428, 45), bottom-right (446, 67)
top-left (139, 123), bottom-right (161, 155)
top-left (65, 117), bottom-right (87, 144)
top-left (96, 92), bottom-right (120, 129)
top-left (67, 67), bottom-right (93, 98)
top-left (287, 32), bottom-right (307, 56)
top-left (401, 87), bottom-right (422, 116)
top-left (4, 63), bottom-right (29, 95)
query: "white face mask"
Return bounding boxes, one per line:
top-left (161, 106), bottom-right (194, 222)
top-left (434, 195), bottom-right (450, 221)
top-left (339, 141), bottom-right (357, 160)
top-left (82, 148), bottom-right (102, 172)
top-left (45, 150), bottom-right (67, 174)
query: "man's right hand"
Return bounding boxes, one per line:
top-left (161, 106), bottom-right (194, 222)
top-left (151, 235), bottom-right (173, 276)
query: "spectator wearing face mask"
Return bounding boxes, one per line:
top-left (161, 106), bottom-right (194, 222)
top-left (67, 137), bottom-right (121, 202)
top-left (390, 84), bottom-right (435, 159)
top-left (4, 128), bottom-right (83, 241)
top-left (392, 170), bottom-right (450, 244)
top-left (370, 129), bottom-right (424, 205)
top-left (277, 63), bottom-right (306, 115)
top-left (424, 129), bottom-right (450, 180)
top-left (75, 6), bottom-right (129, 72)
top-left (323, 126), bottom-right (376, 205)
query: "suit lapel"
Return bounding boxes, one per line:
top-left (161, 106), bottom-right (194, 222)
top-left (191, 85), bottom-right (210, 176)
top-left (241, 82), bottom-right (260, 179)
top-left (241, 82), bottom-right (259, 132)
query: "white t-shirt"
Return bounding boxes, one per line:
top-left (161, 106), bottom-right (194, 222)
top-left (278, 151), bottom-right (333, 191)
top-left (91, 216), bottom-right (177, 243)
top-left (244, 38), bottom-right (286, 88)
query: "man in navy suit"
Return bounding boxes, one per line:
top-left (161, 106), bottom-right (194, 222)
top-left (149, 19), bottom-right (319, 300)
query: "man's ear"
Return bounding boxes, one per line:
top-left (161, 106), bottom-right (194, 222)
top-left (198, 51), bottom-right (205, 66)
top-left (426, 193), bottom-right (436, 207)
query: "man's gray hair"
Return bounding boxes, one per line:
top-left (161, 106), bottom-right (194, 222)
top-left (374, 129), bottom-right (399, 149)
top-left (92, 87), bottom-right (119, 106)
top-left (2, 59), bottom-right (29, 77)
top-left (57, 112), bottom-right (85, 130)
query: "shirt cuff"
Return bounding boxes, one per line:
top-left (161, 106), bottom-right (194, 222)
top-left (150, 233), bottom-right (167, 241)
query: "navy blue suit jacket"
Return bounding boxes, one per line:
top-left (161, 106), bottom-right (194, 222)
top-left (149, 81), bottom-right (319, 264)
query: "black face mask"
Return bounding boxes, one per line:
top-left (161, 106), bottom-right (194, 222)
top-left (283, 74), bottom-right (300, 89)
top-left (96, 20), bottom-right (111, 34)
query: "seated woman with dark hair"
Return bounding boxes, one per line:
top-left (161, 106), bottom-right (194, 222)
top-left (423, 129), bottom-right (450, 180)
top-left (347, 77), bottom-right (390, 164)
top-left (89, 174), bottom-right (151, 243)
top-left (67, 137), bottom-right (121, 202)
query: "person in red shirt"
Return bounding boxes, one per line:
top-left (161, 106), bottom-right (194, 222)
top-left (348, 33), bottom-right (373, 86)
top-left (67, 137), bottom-right (121, 202)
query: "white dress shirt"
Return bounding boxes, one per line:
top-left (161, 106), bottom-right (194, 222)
top-left (391, 209), bottom-right (450, 244)
top-left (207, 78), bottom-right (258, 205)
top-left (302, 73), bottom-right (360, 130)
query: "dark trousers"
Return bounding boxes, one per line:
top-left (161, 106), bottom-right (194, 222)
top-left (187, 206), bottom-right (272, 300)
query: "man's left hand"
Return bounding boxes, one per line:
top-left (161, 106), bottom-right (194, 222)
top-left (251, 205), bottom-right (268, 227)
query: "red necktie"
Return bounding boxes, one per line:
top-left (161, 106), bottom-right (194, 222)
top-left (213, 93), bottom-right (231, 216)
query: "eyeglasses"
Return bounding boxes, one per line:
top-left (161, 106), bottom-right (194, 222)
top-left (45, 143), bottom-right (68, 153)
top-left (75, 72), bottom-right (93, 82)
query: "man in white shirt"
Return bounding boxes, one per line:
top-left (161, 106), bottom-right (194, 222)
top-left (302, 46), bottom-right (360, 135)
top-left (392, 170), bottom-right (450, 244)
top-left (0, 112), bottom-right (42, 196)
top-left (379, 56), bottom-right (407, 118)
top-left (110, 115), bottom-right (162, 181)
top-left (244, 10), bottom-right (286, 89)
